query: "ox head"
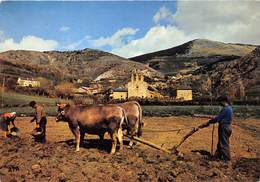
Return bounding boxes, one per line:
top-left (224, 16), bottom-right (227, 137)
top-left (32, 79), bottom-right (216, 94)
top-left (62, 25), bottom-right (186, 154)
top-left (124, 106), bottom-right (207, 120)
top-left (56, 103), bottom-right (70, 122)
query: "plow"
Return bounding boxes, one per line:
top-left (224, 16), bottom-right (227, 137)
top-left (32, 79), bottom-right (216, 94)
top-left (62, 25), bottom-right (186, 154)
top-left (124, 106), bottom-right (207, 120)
top-left (125, 121), bottom-right (212, 154)
top-left (124, 134), bottom-right (172, 154)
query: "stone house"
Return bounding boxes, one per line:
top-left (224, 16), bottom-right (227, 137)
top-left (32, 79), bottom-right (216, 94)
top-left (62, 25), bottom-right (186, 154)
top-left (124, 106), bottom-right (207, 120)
top-left (73, 87), bottom-right (88, 95)
top-left (110, 88), bottom-right (128, 100)
top-left (175, 89), bottom-right (193, 101)
top-left (17, 77), bottom-right (40, 88)
top-left (86, 83), bottom-right (104, 95)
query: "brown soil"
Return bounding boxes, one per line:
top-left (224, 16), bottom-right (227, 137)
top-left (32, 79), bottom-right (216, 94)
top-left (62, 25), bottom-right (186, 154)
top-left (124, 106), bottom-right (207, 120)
top-left (0, 116), bottom-right (259, 182)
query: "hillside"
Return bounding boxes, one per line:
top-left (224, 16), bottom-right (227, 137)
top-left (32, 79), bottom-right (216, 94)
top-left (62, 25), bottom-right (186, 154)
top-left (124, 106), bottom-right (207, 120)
top-left (175, 46), bottom-right (260, 100)
top-left (207, 46), bottom-right (260, 99)
top-left (131, 39), bottom-right (256, 75)
top-left (0, 49), bottom-right (162, 85)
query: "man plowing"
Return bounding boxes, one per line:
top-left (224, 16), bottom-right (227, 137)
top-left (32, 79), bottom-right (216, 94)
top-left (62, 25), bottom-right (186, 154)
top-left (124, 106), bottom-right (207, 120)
top-left (207, 95), bottom-right (233, 161)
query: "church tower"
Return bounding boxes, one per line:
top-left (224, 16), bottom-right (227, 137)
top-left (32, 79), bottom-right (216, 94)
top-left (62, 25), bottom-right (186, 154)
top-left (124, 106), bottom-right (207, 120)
top-left (127, 69), bottom-right (148, 98)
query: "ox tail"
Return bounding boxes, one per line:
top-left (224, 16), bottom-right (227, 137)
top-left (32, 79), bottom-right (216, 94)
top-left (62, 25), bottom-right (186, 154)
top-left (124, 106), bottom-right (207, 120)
top-left (134, 101), bottom-right (143, 137)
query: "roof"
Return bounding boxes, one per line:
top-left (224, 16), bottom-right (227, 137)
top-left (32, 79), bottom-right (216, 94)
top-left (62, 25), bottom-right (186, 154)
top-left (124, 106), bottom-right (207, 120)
top-left (175, 85), bottom-right (192, 90)
top-left (18, 77), bottom-right (38, 81)
top-left (112, 88), bottom-right (128, 92)
top-left (176, 88), bottom-right (192, 90)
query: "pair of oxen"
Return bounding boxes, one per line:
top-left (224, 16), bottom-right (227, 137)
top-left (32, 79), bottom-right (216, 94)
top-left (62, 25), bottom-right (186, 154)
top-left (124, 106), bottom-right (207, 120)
top-left (56, 101), bottom-right (143, 154)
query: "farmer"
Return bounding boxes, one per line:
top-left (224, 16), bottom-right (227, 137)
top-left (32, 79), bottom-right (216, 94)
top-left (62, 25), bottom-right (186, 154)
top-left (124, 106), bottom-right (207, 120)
top-left (207, 95), bottom-right (233, 161)
top-left (29, 101), bottom-right (47, 143)
top-left (0, 112), bottom-right (16, 138)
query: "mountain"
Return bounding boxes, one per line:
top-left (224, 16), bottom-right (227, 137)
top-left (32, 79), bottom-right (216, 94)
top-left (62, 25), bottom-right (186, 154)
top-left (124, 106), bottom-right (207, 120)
top-left (131, 39), bottom-right (256, 76)
top-left (0, 49), bottom-right (162, 86)
top-left (174, 46), bottom-right (260, 100)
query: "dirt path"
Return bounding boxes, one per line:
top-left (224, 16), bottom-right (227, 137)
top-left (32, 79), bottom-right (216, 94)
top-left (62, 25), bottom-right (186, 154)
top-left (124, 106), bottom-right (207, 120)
top-left (0, 116), bottom-right (259, 181)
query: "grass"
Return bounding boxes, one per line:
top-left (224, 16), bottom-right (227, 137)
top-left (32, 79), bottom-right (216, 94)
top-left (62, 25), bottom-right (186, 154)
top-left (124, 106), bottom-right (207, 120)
top-left (0, 106), bottom-right (58, 117)
top-left (1, 92), bottom-right (259, 118)
top-left (0, 92), bottom-right (64, 107)
top-left (142, 105), bottom-right (260, 118)
top-left (1, 105), bottom-right (259, 119)
top-left (0, 92), bottom-right (64, 116)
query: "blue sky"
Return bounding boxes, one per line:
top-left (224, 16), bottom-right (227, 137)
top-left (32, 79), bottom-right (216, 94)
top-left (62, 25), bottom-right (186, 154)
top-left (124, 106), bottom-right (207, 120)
top-left (0, 1), bottom-right (259, 57)
top-left (0, 1), bottom-right (176, 55)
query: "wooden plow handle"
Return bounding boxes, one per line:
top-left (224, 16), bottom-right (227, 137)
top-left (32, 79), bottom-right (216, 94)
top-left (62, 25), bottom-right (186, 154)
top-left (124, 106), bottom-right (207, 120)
top-left (124, 134), bottom-right (171, 154)
top-left (124, 122), bottom-right (210, 154)
top-left (171, 122), bottom-right (210, 152)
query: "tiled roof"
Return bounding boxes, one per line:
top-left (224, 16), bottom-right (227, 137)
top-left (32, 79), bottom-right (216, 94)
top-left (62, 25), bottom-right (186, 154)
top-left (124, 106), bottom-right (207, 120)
top-left (112, 88), bottom-right (128, 92)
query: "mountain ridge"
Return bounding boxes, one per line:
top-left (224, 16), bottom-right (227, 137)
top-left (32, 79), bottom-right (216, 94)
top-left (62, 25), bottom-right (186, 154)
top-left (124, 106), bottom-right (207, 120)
top-left (0, 48), bottom-right (162, 85)
top-left (130, 39), bottom-right (257, 76)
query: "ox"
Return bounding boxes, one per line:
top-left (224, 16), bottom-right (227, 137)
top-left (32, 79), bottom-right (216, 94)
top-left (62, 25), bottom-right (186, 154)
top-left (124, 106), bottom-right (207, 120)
top-left (80, 101), bottom-right (143, 147)
top-left (118, 101), bottom-right (143, 147)
top-left (56, 104), bottom-right (126, 154)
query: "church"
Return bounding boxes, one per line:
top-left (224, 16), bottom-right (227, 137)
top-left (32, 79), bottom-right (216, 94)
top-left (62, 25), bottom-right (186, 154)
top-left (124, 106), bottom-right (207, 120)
top-left (110, 70), bottom-right (163, 100)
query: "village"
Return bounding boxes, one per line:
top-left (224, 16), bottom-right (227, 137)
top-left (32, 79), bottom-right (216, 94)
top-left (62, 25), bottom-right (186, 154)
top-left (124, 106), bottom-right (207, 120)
top-left (16, 69), bottom-right (193, 103)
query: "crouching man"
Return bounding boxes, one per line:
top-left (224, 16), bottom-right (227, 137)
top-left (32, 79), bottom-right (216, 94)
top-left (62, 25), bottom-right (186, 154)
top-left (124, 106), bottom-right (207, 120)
top-left (207, 95), bottom-right (233, 162)
top-left (0, 112), bottom-right (16, 138)
top-left (29, 101), bottom-right (47, 143)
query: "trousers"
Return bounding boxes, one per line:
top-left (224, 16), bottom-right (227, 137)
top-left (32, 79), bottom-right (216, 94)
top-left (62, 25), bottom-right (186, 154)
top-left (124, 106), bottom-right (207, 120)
top-left (39, 117), bottom-right (47, 143)
top-left (215, 124), bottom-right (232, 161)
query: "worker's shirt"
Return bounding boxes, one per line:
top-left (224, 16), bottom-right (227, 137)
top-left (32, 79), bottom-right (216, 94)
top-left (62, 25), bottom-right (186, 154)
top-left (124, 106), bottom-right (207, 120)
top-left (0, 112), bottom-right (16, 131)
top-left (212, 105), bottom-right (233, 125)
top-left (34, 105), bottom-right (46, 124)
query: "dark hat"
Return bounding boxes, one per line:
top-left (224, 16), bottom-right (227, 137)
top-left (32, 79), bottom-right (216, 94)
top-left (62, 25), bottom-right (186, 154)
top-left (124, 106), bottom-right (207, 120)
top-left (217, 95), bottom-right (231, 105)
top-left (29, 101), bottom-right (36, 107)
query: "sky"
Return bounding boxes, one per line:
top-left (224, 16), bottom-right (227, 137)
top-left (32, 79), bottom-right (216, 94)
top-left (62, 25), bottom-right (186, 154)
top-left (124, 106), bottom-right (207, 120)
top-left (0, 1), bottom-right (260, 58)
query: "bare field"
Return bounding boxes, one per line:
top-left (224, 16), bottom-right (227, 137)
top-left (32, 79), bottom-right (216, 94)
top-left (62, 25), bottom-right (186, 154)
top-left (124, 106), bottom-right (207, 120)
top-left (0, 116), bottom-right (259, 182)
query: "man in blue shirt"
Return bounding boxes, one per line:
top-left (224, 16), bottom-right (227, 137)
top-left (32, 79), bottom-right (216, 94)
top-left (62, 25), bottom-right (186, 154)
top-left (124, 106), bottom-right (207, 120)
top-left (207, 95), bottom-right (233, 161)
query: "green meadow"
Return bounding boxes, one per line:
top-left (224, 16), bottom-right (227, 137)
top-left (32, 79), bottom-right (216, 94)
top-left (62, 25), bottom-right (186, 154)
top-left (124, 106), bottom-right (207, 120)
top-left (1, 92), bottom-right (259, 118)
top-left (0, 92), bottom-right (61, 107)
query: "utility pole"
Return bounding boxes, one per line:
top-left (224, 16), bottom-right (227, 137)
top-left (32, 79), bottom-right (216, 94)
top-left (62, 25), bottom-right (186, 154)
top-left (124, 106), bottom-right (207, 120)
top-left (1, 64), bottom-right (5, 108)
top-left (0, 56), bottom-right (5, 108)
top-left (209, 78), bottom-right (215, 156)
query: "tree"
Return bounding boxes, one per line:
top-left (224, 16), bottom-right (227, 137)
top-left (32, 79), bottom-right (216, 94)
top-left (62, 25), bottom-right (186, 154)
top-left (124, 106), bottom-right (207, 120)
top-left (55, 82), bottom-right (75, 99)
top-left (4, 77), bottom-right (17, 90)
top-left (36, 77), bottom-right (54, 96)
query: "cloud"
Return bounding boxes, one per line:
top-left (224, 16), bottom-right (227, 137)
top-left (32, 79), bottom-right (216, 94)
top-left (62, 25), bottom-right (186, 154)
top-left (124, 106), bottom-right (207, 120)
top-left (65, 35), bottom-right (90, 50)
top-left (65, 27), bottom-right (138, 50)
top-left (153, 6), bottom-right (174, 24)
top-left (112, 26), bottom-right (195, 58)
top-left (0, 31), bottom-right (5, 42)
top-left (0, 0), bottom-right (7, 4)
top-left (0, 35), bottom-right (59, 52)
top-left (110, 2), bottom-right (260, 58)
top-left (173, 1), bottom-right (260, 44)
top-left (59, 26), bottom-right (70, 32)
top-left (90, 27), bottom-right (139, 48)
